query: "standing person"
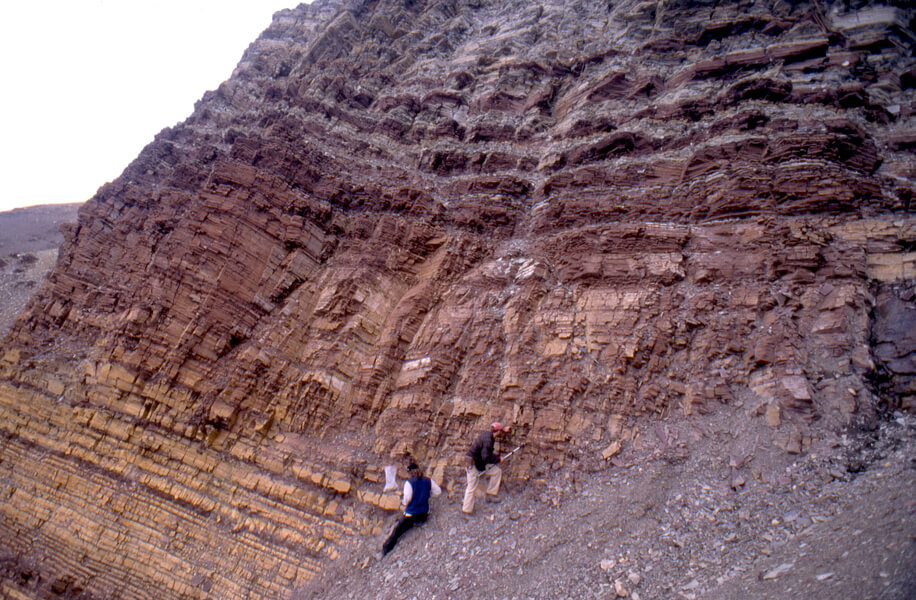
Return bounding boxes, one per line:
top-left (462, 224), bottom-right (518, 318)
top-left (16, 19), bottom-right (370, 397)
top-left (462, 422), bottom-right (511, 514)
top-left (381, 462), bottom-right (441, 557)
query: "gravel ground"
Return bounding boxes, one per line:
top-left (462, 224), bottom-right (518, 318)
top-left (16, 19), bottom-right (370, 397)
top-left (0, 248), bottom-right (59, 335)
top-left (0, 203), bottom-right (79, 334)
top-left (295, 412), bottom-right (915, 600)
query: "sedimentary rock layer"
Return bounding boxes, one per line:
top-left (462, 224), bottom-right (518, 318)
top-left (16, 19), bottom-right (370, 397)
top-left (0, 1), bottom-right (913, 598)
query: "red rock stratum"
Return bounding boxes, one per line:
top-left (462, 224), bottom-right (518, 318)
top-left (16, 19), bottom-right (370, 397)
top-left (0, 1), bottom-right (914, 598)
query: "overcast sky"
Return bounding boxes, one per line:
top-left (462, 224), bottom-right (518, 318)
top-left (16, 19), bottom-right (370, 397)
top-left (0, 1), bottom-right (303, 214)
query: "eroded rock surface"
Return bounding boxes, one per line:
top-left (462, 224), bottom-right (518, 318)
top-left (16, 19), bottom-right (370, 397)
top-left (0, 1), bottom-right (913, 598)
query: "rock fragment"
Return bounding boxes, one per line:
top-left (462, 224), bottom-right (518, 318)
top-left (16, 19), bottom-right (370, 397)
top-left (761, 562), bottom-right (794, 580)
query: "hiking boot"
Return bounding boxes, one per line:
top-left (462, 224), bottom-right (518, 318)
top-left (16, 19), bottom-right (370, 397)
top-left (485, 495), bottom-right (501, 504)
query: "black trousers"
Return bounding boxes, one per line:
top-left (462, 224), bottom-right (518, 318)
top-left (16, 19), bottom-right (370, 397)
top-left (381, 512), bottom-right (428, 555)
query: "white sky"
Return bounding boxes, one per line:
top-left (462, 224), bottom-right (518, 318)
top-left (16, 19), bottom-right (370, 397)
top-left (0, 1), bottom-right (304, 213)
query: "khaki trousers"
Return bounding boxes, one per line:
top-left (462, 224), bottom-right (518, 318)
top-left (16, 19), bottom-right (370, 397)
top-left (462, 464), bottom-right (502, 513)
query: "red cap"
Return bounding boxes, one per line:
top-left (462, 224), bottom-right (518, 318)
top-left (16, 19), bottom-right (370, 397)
top-left (492, 422), bottom-right (510, 432)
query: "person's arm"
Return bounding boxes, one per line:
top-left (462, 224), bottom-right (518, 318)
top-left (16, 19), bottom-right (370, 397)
top-left (430, 479), bottom-right (442, 497)
top-left (401, 480), bottom-right (412, 508)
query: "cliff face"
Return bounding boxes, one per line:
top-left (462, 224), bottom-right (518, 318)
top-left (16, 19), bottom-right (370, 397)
top-left (0, 1), bottom-right (914, 598)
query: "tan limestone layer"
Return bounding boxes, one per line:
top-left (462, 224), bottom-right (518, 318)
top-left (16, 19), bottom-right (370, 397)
top-left (0, 383), bottom-right (358, 600)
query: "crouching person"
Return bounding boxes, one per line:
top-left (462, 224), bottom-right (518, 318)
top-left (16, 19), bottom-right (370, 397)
top-left (381, 462), bottom-right (441, 557)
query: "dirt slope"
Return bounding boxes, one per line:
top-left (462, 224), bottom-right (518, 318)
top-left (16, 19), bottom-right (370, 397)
top-left (0, 203), bottom-right (81, 334)
top-left (297, 413), bottom-right (915, 600)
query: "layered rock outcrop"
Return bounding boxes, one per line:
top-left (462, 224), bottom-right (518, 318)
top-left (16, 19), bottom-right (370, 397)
top-left (0, 1), bottom-right (913, 598)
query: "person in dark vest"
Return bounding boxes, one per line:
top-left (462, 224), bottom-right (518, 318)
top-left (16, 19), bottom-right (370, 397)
top-left (381, 462), bottom-right (441, 557)
top-left (462, 422), bottom-right (511, 514)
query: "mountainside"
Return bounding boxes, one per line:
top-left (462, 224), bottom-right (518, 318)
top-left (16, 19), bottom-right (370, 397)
top-left (0, 203), bottom-right (81, 335)
top-left (0, 1), bottom-right (914, 599)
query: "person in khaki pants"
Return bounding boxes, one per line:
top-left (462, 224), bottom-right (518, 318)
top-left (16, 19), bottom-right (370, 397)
top-left (462, 422), bottom-right (511, 514)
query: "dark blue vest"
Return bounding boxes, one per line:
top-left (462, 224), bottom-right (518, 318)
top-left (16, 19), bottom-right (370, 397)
top-left (405, 477), bottom-right (432, 516)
